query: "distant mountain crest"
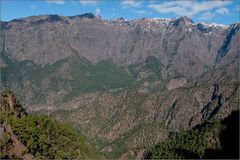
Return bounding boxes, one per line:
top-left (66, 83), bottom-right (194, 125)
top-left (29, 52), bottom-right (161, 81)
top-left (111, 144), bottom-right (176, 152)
top-left (172, 16), bottom-right (194, 26)
top-left (69, 13), bottom-right (95, 19)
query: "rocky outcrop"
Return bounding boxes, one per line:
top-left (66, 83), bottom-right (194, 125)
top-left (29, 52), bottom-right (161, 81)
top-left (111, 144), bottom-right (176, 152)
top-left (167, 78), bottom-right (187, 90)
top-left (0, 90), bottom-right (27, 117)
top-left (0, 91), bottom-right (33, 158)
top-left (0, 122), bottom-right (34, 159)
top-left (201, 84), bottom-right (223, 119)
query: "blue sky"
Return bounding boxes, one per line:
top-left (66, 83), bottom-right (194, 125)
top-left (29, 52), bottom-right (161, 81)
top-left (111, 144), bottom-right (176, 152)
top-left (1, 0), bottom-right (239, 25)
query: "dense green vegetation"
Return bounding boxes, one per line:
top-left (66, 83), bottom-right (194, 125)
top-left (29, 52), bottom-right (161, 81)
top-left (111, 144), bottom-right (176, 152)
top-left (145, 110), bottom-right (239, 159)
top-left (63, 58), bottom-right (135, 101)
top-left (0, 113), bottom-right (101, 159)
top-left (146, 121), bottom-right (221, 159)
top-left (145, 56), bottom-right (163, 77)
top-left (128, 56), bottom-right (168, 92)
top-left (128, 56), bottom-right (163, 80)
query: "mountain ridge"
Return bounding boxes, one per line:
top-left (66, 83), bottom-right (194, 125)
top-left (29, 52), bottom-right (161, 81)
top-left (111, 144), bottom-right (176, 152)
top-left (1, 13), bottom-right (235, 27)
top-left (1, 13), bottom-right (238, 68)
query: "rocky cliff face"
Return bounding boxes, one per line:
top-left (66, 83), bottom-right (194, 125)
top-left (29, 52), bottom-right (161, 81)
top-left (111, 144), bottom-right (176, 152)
top-left (0, 91), bottom-right (27, 117)
top-left (0, 91), bottom-right (32, 159)
top-left (1, 14), bottom-right (239, 77)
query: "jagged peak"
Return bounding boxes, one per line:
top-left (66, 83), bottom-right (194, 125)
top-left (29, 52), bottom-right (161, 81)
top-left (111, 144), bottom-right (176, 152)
top-left (118, 17), bottom-right (125, 21)
top-left (230, 23), bottom-right (240, 30)
top-left (172, 16), bottom-right (194, 26)
top-left (179, 16), bottom-right (193, 23)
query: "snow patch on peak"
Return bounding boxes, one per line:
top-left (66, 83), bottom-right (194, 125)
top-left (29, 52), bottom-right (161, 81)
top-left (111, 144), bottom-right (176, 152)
top-left (144, 18), bottom-right (171, 26)
top-left (200, 22), bottom-right (229, 29)
top-left (149, 17), bottom-right (171, 21)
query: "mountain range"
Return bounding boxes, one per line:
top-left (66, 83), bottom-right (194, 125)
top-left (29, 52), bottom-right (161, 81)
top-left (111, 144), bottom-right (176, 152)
top-left (0, 13), bottom-right (239, 158)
